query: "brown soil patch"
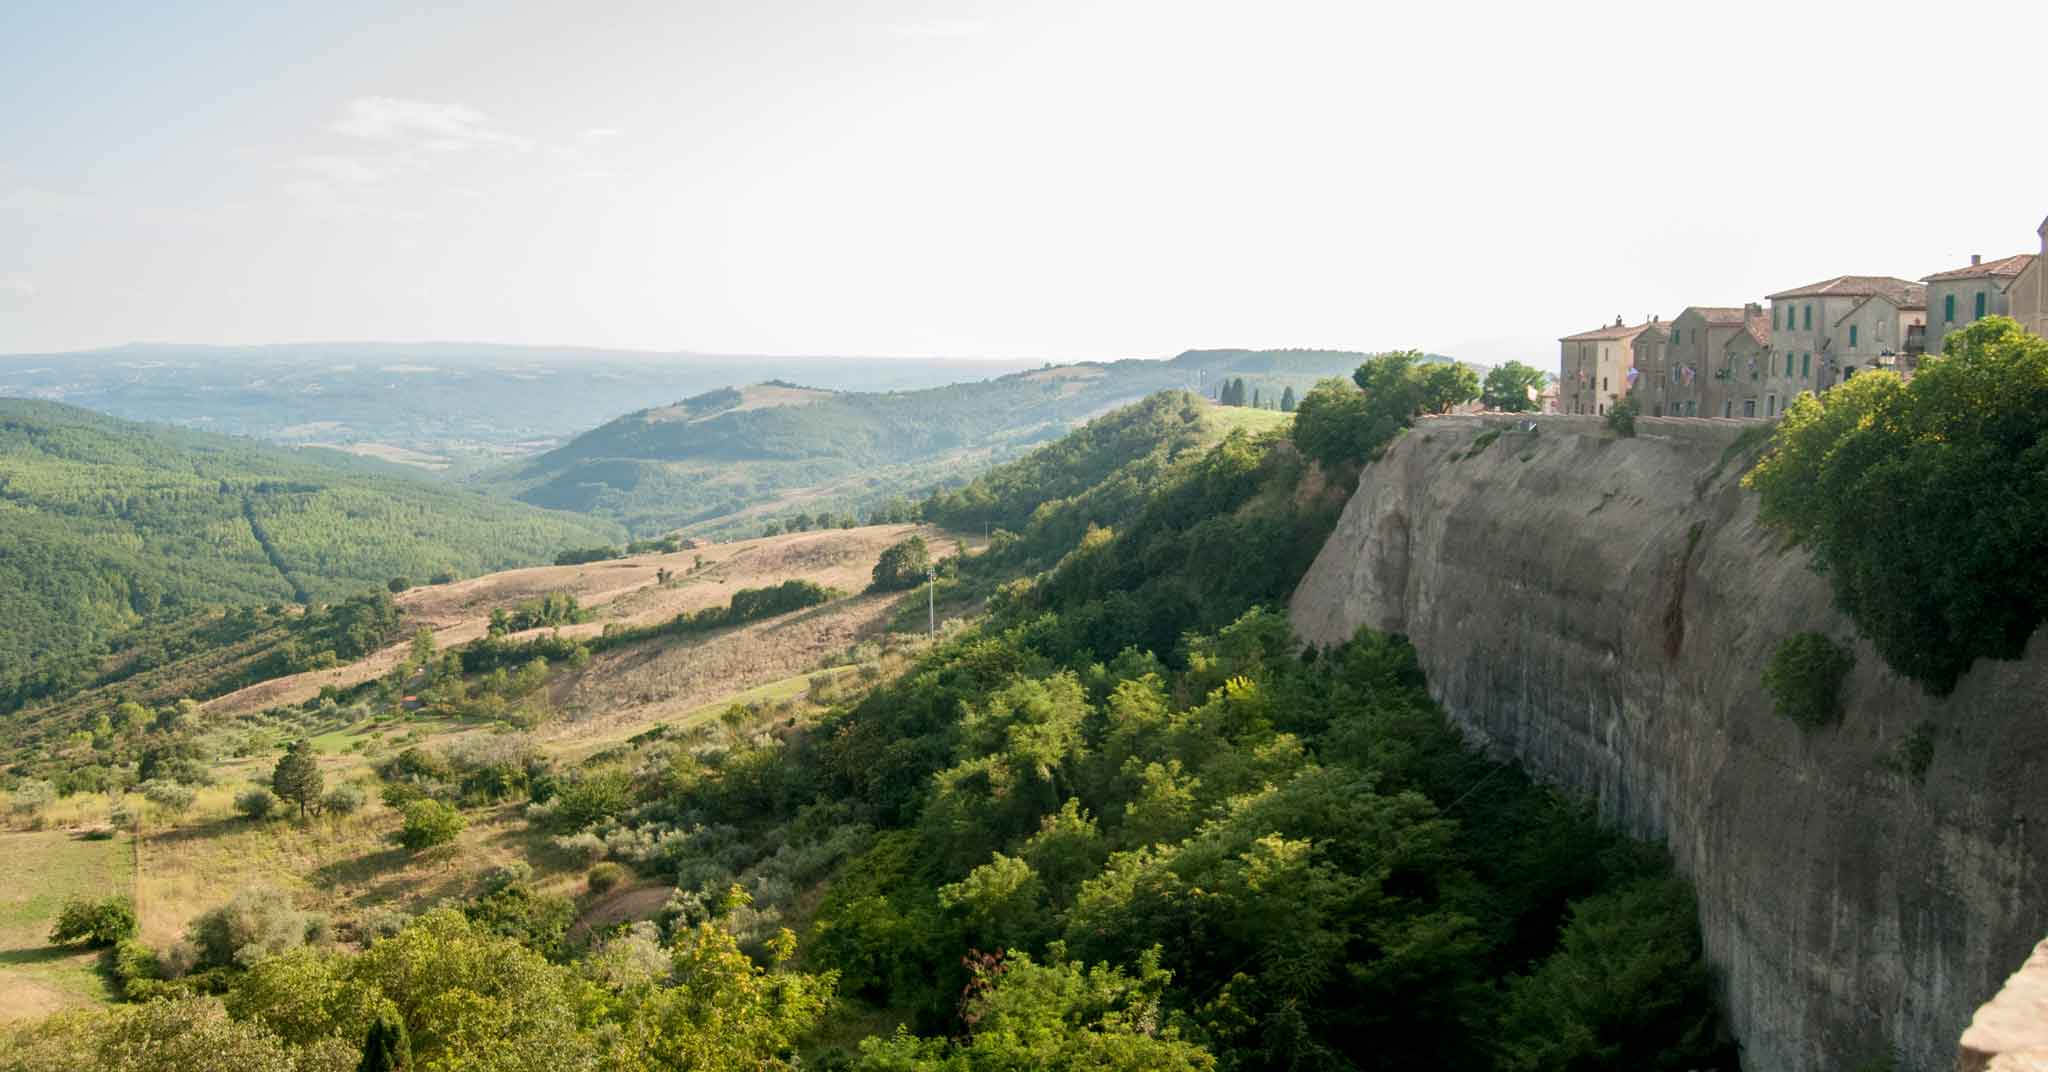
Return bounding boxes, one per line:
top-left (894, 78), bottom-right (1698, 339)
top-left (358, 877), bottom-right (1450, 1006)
top-left (567, 885), bottom-right (673, 944)
top-left (0, 977), bottom-right (71, 1022)
top-left (202, 524), bottom-right (956, 717)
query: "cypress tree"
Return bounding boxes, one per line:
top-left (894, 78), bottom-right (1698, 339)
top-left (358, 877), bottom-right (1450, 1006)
top-left (1280, 385), bottom-right (1297, 412)
top-left (357, 1014), bottom-right (410, 1072)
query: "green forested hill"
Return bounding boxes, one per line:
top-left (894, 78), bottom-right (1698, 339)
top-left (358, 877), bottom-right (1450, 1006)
top-left (0, 399), bottom-right (621, 694)
top-left (485, 350), bottom-right (1408, 537)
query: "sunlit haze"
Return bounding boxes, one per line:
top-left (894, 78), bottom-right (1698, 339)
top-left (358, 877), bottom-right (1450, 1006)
top-left (3, 0), bottom-right (2045, 363)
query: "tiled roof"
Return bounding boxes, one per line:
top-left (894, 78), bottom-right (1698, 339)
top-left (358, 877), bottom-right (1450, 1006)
top-left (1560, 320), bottom-right (1651, 342)
top-left (1728, 319), bottom-right (1770, 349)
top-left (1766, 275), bottom-right (1922, 302)
top-left (1686, 306), bottom-right (1751, 325)
top-left (1922, 253), bottom-right (2036, 282)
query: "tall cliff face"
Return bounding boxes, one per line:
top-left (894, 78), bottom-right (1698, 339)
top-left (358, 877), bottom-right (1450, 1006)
top-left (1290, 414), bottom-right (2048, 1071)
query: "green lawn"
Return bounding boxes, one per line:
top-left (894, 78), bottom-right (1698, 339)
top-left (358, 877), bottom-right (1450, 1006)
top-left (1203, 403), bottom-right (1293, 439)
top-left (0, 828), bottom-right (133, 1016)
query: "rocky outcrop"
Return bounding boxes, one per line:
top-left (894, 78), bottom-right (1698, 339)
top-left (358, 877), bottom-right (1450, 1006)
top-left (1290, 414), bottom-right (2048, 1071)
top-left (1961, 939), bottom-right (2048, 1071)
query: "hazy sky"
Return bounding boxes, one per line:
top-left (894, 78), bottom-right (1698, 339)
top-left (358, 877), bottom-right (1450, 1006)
top-left (3, 0), bottom-right (2045, 364)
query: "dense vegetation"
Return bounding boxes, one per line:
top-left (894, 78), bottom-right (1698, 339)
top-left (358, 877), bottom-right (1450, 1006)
top-left (1290, 351), bottom-right (1481, 474)
top-left (0, 379), bottom-right (1726, 1069)
top-left (0, 399), bottom-right (619, 695)
top-left (1746, 317), bottom-right (2048, 693)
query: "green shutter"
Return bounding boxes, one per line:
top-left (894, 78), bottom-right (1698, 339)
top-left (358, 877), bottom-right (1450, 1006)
top-left (1801, 352), bottom-right (1810, 377)
top-left (1850, 325), bottom-right (1858, 347)
top-left (1976, 292), bottom-right (1988, 319)
top-left (1945, 294), bottom-right (1956, 323)
top-left (1803, 305), bottom-right (1812, 330)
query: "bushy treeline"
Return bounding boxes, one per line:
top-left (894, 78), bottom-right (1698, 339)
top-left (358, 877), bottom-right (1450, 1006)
top-left (0, 398), bottom-right (619, 695)
top-left (1747, 317), bottom-right (2048, 693)
top-left (458, 580), bottom-right (840, 674)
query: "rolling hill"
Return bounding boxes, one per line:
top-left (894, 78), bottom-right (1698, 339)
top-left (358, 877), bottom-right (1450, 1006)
top-left (483, 349), bottom-right (1454, 535)
top-left (0, 398), bottom-right (622, 699)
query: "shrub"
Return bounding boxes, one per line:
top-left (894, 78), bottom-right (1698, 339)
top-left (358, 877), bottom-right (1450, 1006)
top-left (552, 830), bottom-right (608, 865)
top-left (1879, 722), bottom-right (1938, 785)
top-left (1762, 633), bottom-right (1855, 728)
top-left (321, 782), bottom-right (366, 816)
top-left (111, 938), bottom-right (163, 997)
top-left (234, 787), bottom-right (279, 820)
top-left (142, 780), bottom-right (197, 818)
top-left (387, 576), bottom-right (412, 593)
top-left (1606, 396), bottom-right (1639, 437)
top-left (185, 886), bottom-right (318, 970)
top-left (871, 536), bottom-right (932, 592)
top-left (588, 861), bottom-right (627, 895)
top-left (398, 799), bottom-right (466, 850)
top-left (49, 896), bottom-right (138, 947)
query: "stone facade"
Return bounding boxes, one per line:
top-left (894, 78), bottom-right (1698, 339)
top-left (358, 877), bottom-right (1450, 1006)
top-left (1631, 304), bottom-right (1767, 417)
top-left (1925, 251), bottom-right (2038, 357)
top-left (1830, 291), bottom-right (1925, 379)
top-left (1766, 275), bottom-right (1921, 418)
top-left (1558, 317), bottom-right (1651, 416)
top-left (1720, 318), bottom-right (1772, 418)
top-left (1999, 218), bottom-right (2048, 340)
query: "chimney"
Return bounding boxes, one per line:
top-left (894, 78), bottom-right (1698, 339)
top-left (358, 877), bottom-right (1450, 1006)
top-left (1971, 254), bottom-right (1983, 266)
top-left (1746, 302), bottom-right (1762, 317)
top-left (1614, 315), bottom-right (1624, 327)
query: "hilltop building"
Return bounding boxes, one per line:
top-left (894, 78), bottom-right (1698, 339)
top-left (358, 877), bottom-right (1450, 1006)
top-left (2011, 217), bottom-right (2048, 338)
top-left (1923, 249), bottom-right (2039, 356)
top-left (1559, 317), bottom-right (1651, 416)
top-left (1764, 275), bottom-right (1921, 418)
top-left (1631, 305), bottom-right (1768, 417)
top-left (1832, 288), bottom-right (1926, 377)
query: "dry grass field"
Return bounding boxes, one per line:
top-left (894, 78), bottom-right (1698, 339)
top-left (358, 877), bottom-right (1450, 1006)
top-left (1, 522), bottom-right (974, 1013)
top-left (0, 828), bottom-right (132, 1020)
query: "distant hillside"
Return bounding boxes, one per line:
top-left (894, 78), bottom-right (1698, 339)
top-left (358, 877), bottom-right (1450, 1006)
top-left (0, 398), bottom-right (621, 697)
top-left (0, 342), bottom-right (1045, 465)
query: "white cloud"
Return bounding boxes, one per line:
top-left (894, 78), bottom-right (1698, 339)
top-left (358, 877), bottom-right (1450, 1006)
top-left (294, 154), bottom-right (387, 184)
top-left (581, 127), bottom-right (623, 142)
top-left (331, 96), bottom-right (530, 151)
top-left (2, 277), bottom-right (35, 298)
top-left (894, 18), bottom-right (989, 38)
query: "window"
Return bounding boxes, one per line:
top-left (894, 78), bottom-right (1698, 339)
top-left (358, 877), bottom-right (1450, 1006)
top-left (1767, 394), bottom-right (1778, 416)
top-left (1744, 399), bottom-right (1757, 418)
top-left (1774, 305), bottom-right (1781, 329)
top-left (1786, 353), bottom-right (1795, 376)
top-left (1672, 328), bottom-right (1681, 346)
top-left (1723, 400), bottom-right (1733, 418)
top-left (1602, 377), bottom-right (1608, 391)
top-left (1945, 294), bottom-right (1957, 323)
top-left (1803, 305), bottom-right (1812, 330)
top-left (1976, 291), bottom-right (1988, 319)
top-left (1850, 324), bottom-right (1858, 348)
top-left (1801, 352), bottom-right (1810, 378)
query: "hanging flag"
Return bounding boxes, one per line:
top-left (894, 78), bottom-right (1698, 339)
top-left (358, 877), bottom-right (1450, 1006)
top-left (1626, 367), bottom-right (1639, 386)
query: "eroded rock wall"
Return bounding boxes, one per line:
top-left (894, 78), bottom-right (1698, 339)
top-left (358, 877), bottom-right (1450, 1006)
top-left (1290, 413), bottom-right (2048, 1071)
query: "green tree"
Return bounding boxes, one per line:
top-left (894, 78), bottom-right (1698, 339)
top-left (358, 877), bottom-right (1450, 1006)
top-left (1420, 361), bottom-right (1481, 414)
top-left (1482, 360), bottom-right (1548, 412)
top-left (271, 740), bottom-right (324, 819)
top-left (397, 799), bottom-right (466, 851)
top-left (49, 896), bottom-right (138, 947)
top-left (386, 577), bottom-right (411, 594)
top-left (872, 536), bottom-right (933, 592)
top-left (1745, 317), bottom-right (2048, 692)
top-left (1279, 385), bottom-right (1297, 412)
top-left (357, 1014), bottom-right (410, 1072)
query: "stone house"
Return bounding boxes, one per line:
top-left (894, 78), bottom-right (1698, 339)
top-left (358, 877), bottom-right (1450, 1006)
top-left (1923, 251), bottom-right (2038, 356)
top-left (1559, 317), bottom-right (1652, 416)
top-left (2010, 217), bottom-right (2048, 338)
top-left (1765, 275), bottom-right (1921, 418)
top-left (1719, 317), bottom-right (1773, 418)
top-left (1831, 288), bottom-right (1926, 379)
top-left (1626, 319), bottom-right (1669, 412)
top-left (1632, 304), bottom-right (1768, 417)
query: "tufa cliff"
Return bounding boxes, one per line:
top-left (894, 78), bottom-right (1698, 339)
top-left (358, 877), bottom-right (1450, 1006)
top-left (1290, 413), bottom-right (2048, 1071)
